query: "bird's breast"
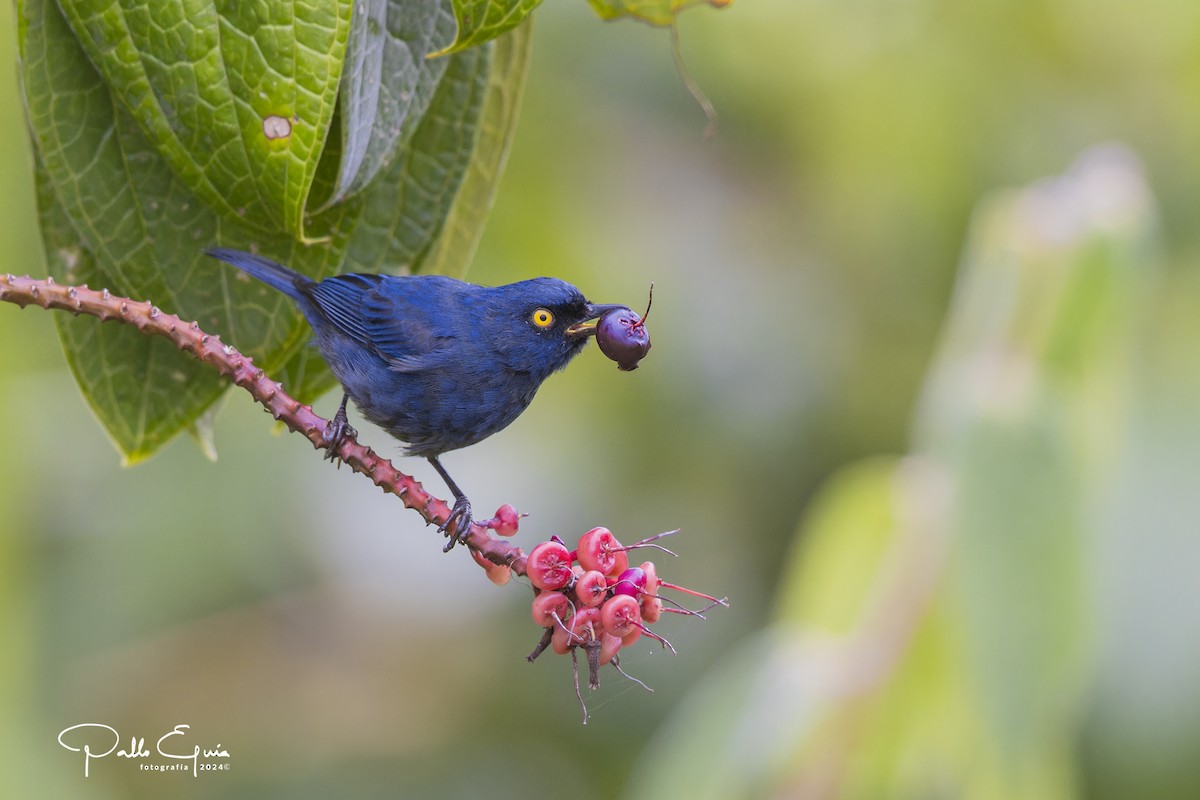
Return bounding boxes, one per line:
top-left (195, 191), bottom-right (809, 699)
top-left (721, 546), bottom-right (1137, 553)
top-left (366, 364), bottom-right (544, 456)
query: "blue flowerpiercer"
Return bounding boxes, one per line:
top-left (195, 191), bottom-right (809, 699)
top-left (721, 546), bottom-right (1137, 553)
top-left (206, 248), bottom-right (625, 549)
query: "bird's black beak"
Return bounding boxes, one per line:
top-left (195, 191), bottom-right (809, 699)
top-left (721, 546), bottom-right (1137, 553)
top-left (566, 303), bottom-right (629, 339)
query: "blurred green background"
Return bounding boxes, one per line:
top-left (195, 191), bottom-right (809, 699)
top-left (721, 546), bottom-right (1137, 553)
top-left (4, 0), bottom-right (1200, 798)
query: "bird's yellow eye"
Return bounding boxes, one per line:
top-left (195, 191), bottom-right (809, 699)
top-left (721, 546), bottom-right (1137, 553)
top-left (531, 308), bottom-right (555, 328)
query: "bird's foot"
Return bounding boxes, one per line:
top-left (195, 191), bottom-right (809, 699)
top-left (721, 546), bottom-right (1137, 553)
top-left (323, 410), bottom-right (357, 467)
top-left (439, 497), bottom-right (473, 552)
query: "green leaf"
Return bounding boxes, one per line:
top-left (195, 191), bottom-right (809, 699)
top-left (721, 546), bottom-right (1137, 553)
top-left (54, 0), bottom-right (352, 239)
top-left (20, 0), bottom-right (529, 460)
top-left (344, 29), bottom-right (529, 275)
top-left (343, 39), bottom-right (491, 272)
top-left (419, 22), bottom-right (531, 278)
top-left (432, 0), bottom-right (541, 57)
top-left (34, 161), bottom-right (219, 464)
top-left (17, 0), bottom-right (322, 455)
top-left (328, 0), bottom-right (456, 205)
top-left (586, 0), bottom-right (732, 26)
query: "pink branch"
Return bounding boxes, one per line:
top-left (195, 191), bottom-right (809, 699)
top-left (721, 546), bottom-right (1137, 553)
top-left (0, 273), bottom-right (527, 574)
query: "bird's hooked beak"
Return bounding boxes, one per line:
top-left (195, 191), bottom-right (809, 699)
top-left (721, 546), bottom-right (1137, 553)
top-left (566, 303), bottom-right (629, 340)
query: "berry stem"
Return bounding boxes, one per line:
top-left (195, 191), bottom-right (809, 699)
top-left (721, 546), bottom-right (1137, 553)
top-left (620, 528), bottom-right (681, 558)
top-left (610, 656), bottom-right (655, 693)
top-left (527, 628), bottom-right (554, 662)
top-left (649, 592), bottom-right (725, 616)
top-left (658, 580), bottom-right (730, 607)
top-left (622, 542), bottom-right (679, 558)
top-left (657, 603), bottom-right (706, 620)
top-left (636, 528), bottom-right (680, 544)
top-left (636, 283), bottom-right (655, 328)
top-left (551, 610), bottom-right (577, 642)
top-left (623, 528), bottom-right (680, 555)
top-left (571, 650), bottom-right (588, 725)
top-left (634, 622), bottom-right (678, 655)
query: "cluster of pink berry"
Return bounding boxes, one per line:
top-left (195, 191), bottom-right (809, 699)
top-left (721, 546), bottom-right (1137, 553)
top-left (526, 530), bottom-right (659, 663)
top-left (465, 506), bottom-right (726, 720)
top-left (529, 529), bottom-right (725, 699)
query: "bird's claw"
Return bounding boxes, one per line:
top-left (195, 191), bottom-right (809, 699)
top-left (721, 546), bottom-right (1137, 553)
top-left (439, 498), bottom-right (473, 552)
top-left (323, 414), bottom-right (357, 467)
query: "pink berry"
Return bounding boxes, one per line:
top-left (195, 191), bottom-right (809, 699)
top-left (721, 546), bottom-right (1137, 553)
top-left (639, 561), bottom-right (660, 596)
top-left (599, 633), bottom-right (623, 665)
top-left (641, 595), bottom-right (663, 624)
top-left (492, 503), bottom-right (520, 537)
top-left (550, 625), bottom-right (573, 656)
top-left (601, 594), bottom-right (642, 638)
top-left (552, 606), bottom-right (601, 654)
top-left (574, 570), bottom-right (608, 608)
top-left (577, 527), bottom-right (622, 575)
top-left (638, 560), bottom-right (662, 620)
top-left (470, 547), bottom-right (512, 585)
top-left (531, 591), bottom-right (571, 628)
top-left (605, 548), bottom-right (630, 580)
top-left (527, 541), bottom-right (573, 590)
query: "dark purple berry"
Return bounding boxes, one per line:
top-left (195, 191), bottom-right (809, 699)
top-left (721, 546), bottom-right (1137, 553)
top-left (596, 310), bottom-right (651, 370)
top-left (595, 283), bottom-right (654, 371)
top-left (611, 567), bottom-right (647, 598)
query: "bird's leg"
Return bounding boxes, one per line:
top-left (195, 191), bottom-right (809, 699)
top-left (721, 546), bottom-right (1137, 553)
top-left (428, 456), bottom-right (472, 552)
top-left (324, 393), bottom-right (358, 466)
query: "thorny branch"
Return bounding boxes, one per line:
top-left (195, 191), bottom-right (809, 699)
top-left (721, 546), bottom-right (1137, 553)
top-left (0, 273), bottom-right (526, 575)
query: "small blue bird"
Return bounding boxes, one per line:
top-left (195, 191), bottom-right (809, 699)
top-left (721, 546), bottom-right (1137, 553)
top-left (206, 248), bottom-right (624, 549)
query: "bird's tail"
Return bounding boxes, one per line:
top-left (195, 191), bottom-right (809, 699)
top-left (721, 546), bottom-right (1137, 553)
top-left (206, 248), bottom-right (314, 300)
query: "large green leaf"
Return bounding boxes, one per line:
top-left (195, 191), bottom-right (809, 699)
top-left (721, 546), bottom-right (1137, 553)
top-left (54, 0), bottom-right (352, 240)
top-left (328, 0), bottom-right (456, 205)
top-left (345, 20), bottom-right (532, 276)
top-left (20, 0), bottom-right (529, 460)
top-left (22, 0), bottom-right (347, 460)
top-left (433, 0), bottom-right (541, 56)
top-left (34, 162), bottom-right (221, 463)
top-left (420, 20), bottom-right (531, 278)
top-left (343, 38), bottom-right (492, 272)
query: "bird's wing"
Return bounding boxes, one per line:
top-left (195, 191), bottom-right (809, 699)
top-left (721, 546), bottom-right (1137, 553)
top-left (304, 274), bottom-right (455, 373)
top-left (303, 274), bottom-right (375, 344)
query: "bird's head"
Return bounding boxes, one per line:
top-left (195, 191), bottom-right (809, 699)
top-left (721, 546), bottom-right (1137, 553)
top-left (489, 278), bottom-right (627, 377)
